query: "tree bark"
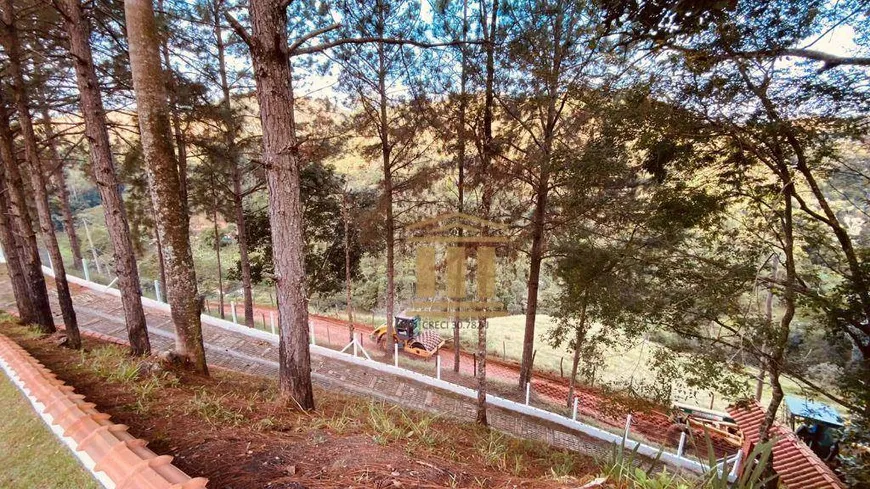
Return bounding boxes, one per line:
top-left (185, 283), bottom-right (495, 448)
top-left (375, 3), bottom-right (397, 360)
top-left (211, 177), bottom-right (224, 320)
top-left (125, 0), bottom-right (207, 372)
top-left (519, 182), bottom-right (548, 388)
top-left (0, 103), bottom-right (54, 332)
top-left (157, 0), bottom-right (189, 215)
top-left (566, 297), bottom-right (587, 408)
top-left (231, 168), bottom-right (254, 327)
top-left (342, 190), bottom-right (354, 342)
top-left (759, 170), bottom-right (796, 444)
top-left (517, 4), bottom-right (565, 390)
top-left (213, 3), bottom-right (254, 327)
top-left (35, 96), bottom-right (84, 271)
top-left (476, 0), bottom-right (498, 426)
top-left (453, 0), bottom-right (469, 373)
top-left (1, 0), bottom-right (81, 348)
top-left (0, 168), bottom-right (35, 322)
top-left (241, 0), bottom-right (314, 409)
top-left (59, 0), bottom-right (151, 355)
top-left (756, 258), bottom-right (778, 401)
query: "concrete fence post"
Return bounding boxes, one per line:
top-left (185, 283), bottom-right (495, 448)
top-left (231, 302), bottom-right (237, 323)
top-left (394, 343), bottom-right (398, 368)
top-left (677, 431), bottom-right (687, 458)
top-left (83, 259), bottom-right (90, 281)
top-left (436, 355), bottom-right (441, 380)
top-left (525, 382), bottom-right (531, 405)
top-left (572, 397), bottom-right (579, 421)
top-left (269, 312), bottom-right (275, 335)
top-left (154, 280), bottom-right (161, 302)
top-left (310, 324), bottom-right (316, 345)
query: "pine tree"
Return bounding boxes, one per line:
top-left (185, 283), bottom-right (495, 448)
top-left (124, 0), bottom-right (207, 372)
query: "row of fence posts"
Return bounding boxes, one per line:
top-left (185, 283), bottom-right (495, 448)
top-left (4, 253), bottom-right (740, 477)
top-left (297, 320), bottom-right (743, 475)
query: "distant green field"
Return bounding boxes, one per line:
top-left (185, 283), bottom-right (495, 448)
top-left (438, 314), bottom-right (810, 411)
top-left (0, 373), bottom-right (99, 489)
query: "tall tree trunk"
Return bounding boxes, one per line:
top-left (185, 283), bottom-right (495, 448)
top-left (376, 5), bottom-right (396, 360)
top-left (453, 0), bottom-right (469, 373)
top-left (211, 178), bottom-right (225, 320)
top-left (213, 3), bottom-right (254, 328)
top-left (231, 169), bottom-right (254, 327)
top-left (0, 0), bottom-right (81, 348)
top-left (759, 170), bottom-right (796, 444)
top-left (756, 258), bottom-right (778, 401)
top-left (34, 86), bottom-right (84, 271)
top-left (566, 296), bottom-right (587, 408)
top-left (519, 179), bottom-right (548, 388)
top-left (36, 96), bottom-right (84, 271)
top-left (476, 0), bottom-right (498, 426)
top-left (0, 169), bottom-right (35, 322)
top-left (517, 5), bottom-right (564, 390)
top-left (0, 103), bottom-right (54, 332)
top-left (125, 0), bottom-right (207, 372)
top-left (342, 190), bottom-right (354, 342)
top-left (157, 0), bottom-right (189, 214)
top-left (241, 0), bottom-right (314, 409)
top-left (60, 0), bottom-right (152, 355)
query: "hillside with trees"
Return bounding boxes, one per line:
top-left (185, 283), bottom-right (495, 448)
top-left (0, 0), bottom-right (867, 486)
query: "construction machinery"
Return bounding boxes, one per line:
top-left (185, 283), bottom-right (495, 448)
top-left (372, 315), bottom-right (445, 358)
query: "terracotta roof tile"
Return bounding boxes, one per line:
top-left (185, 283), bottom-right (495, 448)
top-left (727, 402), bottom-right (845, 489)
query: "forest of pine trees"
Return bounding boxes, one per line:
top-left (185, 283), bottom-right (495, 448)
top-left (0, 0), bottom-right (868, 484)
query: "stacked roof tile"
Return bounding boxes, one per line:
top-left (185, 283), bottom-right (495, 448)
top-left (727, 402), bottom-right (845, 489)
top-left (0, 333), bottom-right (208, 489)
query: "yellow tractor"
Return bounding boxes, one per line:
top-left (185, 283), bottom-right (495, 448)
top-left (371, 315), bottom-right (445, 358)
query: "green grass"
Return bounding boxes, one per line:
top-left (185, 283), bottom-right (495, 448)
top-left (442, 314), bottom-right (809, 411)
top-left (0, 373), bottom-right (99, 489)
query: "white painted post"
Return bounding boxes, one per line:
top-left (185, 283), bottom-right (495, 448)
top-left (310, 324), bottom-right (316, 345)
top-left (436, 355), bottom-right (441, 380)
top-left (394, 343), bottom-right (399, 367)
top-left (729, 449), bottom-right (743, 478)
top-left (624, 414), bottom-right (632, 440)
top-left (677, 432), bottom-right (687, 457)
top-left (231, 301), bottom-right (237, 323)
top-left (572, 397), bottom-right (579, 421)
top-left (269, 312), bottom-right (275, 335)
top-left (83, 259), bottom-right (90, 281)
top-left (154, 280), bottom-right (162, 302)
top-left (525, 382), bottom-right (531, 405)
